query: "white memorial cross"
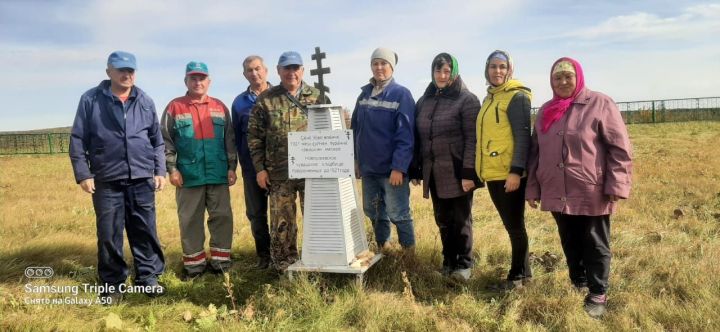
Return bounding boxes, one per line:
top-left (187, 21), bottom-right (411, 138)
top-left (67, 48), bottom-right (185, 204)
top-left (285, 47), bottom-right (382, 284)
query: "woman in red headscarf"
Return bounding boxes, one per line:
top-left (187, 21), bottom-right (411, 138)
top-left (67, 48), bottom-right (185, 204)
top-left (525, 57), bottom-right (633, 318)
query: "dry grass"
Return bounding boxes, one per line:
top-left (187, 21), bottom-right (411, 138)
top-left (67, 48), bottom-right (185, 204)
top-left (1, 121), bottom-right (719, 331)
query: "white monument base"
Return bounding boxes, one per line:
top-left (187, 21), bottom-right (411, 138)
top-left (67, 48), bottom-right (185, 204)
top-left (287, 253), bottom-right (383, 285)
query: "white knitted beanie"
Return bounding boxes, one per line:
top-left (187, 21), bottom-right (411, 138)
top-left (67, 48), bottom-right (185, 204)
top-left (371, 47), bottom-right (398, 70)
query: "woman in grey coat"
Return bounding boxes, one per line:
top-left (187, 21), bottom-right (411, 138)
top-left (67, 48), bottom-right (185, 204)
top-left (410, 53), bottom-right (481, 281)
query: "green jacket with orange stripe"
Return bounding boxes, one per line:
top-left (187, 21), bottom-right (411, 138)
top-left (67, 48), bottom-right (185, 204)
top-left (161, 95), bottom-right (237, 187)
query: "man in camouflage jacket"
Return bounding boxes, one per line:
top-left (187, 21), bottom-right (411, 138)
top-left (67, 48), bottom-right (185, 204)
top-left (247, 51), bottom-right (329, 273)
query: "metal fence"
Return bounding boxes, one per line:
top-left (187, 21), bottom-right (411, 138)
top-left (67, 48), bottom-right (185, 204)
top-left (616, 97), bottom-right (720, 124)
top-left (0, 133), bottom-right (70, 155)
top-left (2, 97), bottom-right (720, 155)
top-left (530, 96), bottom-right (720, 124)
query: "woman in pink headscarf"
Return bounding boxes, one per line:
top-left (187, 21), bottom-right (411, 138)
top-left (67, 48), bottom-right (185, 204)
top-left (525, 57), bottom-right (632, 318)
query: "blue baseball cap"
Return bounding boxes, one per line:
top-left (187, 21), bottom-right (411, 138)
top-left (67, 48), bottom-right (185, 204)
top-left (277, 51), bottom-right (303, 67)
top-left (185, 61), bottom-right (209, 76)
top-left (107, 51), bottom-right (137, 70)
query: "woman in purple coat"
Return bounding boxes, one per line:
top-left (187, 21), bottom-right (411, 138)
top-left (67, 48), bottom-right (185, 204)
top-left (525, 57), bottom-right (632, 318)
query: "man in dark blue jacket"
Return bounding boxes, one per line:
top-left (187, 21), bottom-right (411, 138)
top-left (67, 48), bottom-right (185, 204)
top-left (231, 55), bottom-right (272, 269)
top-left (69, 51), bottom-right (166, 304)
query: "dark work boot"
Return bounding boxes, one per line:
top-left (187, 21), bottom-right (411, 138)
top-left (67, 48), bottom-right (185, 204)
top-left (584, 293), bottom-right (608, 318)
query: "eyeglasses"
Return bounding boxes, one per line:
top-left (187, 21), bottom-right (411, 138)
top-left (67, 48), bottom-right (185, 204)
top-left (117, 68), bottom-right (136, 74)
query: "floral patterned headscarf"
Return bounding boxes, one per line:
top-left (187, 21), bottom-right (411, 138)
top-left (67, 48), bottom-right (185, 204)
top-left (541, 57), bottom-right (585, 133)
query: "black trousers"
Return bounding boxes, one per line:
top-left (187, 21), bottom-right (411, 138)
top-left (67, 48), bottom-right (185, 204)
top-left (430, 180), bottom-right (474, 269)
top-left (552, 213), bottom-right (611, 295)
top-left (487, 178), bottom-right (532, 280)
top-left (243, 175), bottom-right (270, 259)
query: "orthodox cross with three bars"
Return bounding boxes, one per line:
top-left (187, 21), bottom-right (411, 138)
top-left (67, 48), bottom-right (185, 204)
top-left (310, 46), bottom-right (330, 102)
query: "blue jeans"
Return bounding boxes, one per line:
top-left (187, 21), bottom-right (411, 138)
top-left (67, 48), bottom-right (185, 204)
top-left (361, 175), bottom-right (415, 247)
top-left (92, 178), bottom-right (165, 286)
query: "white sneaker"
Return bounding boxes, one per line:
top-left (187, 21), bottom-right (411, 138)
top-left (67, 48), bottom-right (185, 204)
top-left (450, 268), bottom-right (471, 281)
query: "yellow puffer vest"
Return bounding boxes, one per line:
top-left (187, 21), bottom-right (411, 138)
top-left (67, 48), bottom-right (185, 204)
top-left (475, 79), bottom-right (531, 181)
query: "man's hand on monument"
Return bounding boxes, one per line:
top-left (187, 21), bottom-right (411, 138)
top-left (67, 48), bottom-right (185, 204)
top-left (170, 170), bottom-right (184, 188)
top-left (389, 170), bottom-right (404, 186)
top-left (79, 178), bottom-right (95, 194)
top-left (257, 170), bottom-right (270, 190)
top-left (228, 170), bottom-right (237, 186)
top-left (154, 175), bottom-right (166, 191)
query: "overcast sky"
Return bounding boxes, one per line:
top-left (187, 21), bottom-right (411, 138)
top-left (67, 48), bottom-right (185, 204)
top-left (1, 0), bottom-right (718, 131)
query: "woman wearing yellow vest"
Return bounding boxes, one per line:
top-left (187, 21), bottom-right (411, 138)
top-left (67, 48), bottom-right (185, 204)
top-left (475, 50), bottom-right (533, 289)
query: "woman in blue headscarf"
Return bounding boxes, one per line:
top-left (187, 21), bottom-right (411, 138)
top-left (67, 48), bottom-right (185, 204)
top-left (475, 50), bottom-right (533, 289)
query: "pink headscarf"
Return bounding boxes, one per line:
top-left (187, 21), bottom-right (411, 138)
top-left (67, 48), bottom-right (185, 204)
top-left (541, 57), bottom-right (585, 133)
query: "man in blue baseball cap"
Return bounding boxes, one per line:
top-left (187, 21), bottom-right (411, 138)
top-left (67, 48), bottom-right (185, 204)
top-left (277, 51), bottom-right (303, 67)
top-left (247, 51), bottom-right (329, 274)
top-left (107, 51), bottom-right (137, 70)
top-left (70, 50), bottom-right (167, 304)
